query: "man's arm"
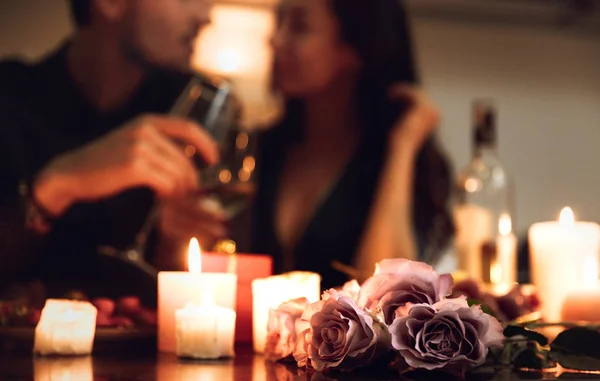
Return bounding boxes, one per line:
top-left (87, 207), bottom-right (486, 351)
top-left (0, 92), bottom-right (47, 291)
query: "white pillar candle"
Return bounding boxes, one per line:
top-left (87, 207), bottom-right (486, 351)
top-left (34, 356), bottom-right (93, 381)
top-left (251, 272), bottom-right (321, 354)
top-left (529, 207), bottom-right (600, 322)
top-left (158, 238), bottom-right (237, 353)
top-left (33, 300), bottom-right (97, 356)
top-left (175, 292), bottom-right (236, 359)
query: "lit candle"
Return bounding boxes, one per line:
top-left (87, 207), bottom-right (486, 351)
top-left (34, 356), bottom-right (93, 381)
top-left (529, 207), bottom-right (600, 322)
top-left (158, 238), bottom-right (237, 353)
top-left (251, 272), bottom-right (321, 354)
top-left (491, 213), bottom-right (518, 285)
top-left (33, 300), bottom-right (97, 356)
top-left (201, 252), bottom-right (272, 344)
top-left (562, 282), bottom-right (600, 323)
top-left (175, 291), bottom-right (236, 359)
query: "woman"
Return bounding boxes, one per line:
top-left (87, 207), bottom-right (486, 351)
top-left (251, 0), bottom-right (453, 289)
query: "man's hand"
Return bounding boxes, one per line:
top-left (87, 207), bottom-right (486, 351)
top-left (33, 115), bottom-right (219, 216)
top-left (159, 195), bottom-right (228, 249)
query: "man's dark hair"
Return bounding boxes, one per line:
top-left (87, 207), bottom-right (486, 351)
top-left (68, 0), bottom-right (92, 27)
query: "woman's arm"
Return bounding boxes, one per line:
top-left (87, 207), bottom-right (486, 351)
top-left (354, 87), bottom-right (439, 275)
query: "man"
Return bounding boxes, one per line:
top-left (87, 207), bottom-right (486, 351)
top-left (0, 0), bottom-right (226, 300)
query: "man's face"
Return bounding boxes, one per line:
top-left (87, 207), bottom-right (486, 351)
top-left (122, 0), bottom-right (212, 71)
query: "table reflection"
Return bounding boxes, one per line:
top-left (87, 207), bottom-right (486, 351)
top-left (33, 356), bottom-right (93, 381)
top-left (156, 355), bottom-right (235, 381)
top-left (21, 352), bottom-right (599, 381)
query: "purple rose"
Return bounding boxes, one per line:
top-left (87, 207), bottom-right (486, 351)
top-left (265, 298), bottom-right (310, 362)
top-left (389, 297), bottom-right (504, 376)
top-left (357, 259), bottom-right (453, 324)
top-left (293, 289), bottom-right (390, 372)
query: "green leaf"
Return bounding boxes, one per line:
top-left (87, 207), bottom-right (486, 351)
top-left (551, 327), bottom-right (600, 371)
top-left (511, 342), bottom-right (551, 370)
top-left (550, 352), bottom-right (600, 372)
top-left (503, 325), bottom-right (549, 346)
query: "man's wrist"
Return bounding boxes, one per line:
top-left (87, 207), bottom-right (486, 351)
top-left (32, 166), bottom-right (77, 218)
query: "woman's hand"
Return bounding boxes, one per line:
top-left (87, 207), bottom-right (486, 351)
top-left (388, 85), bottom-right (440, 154)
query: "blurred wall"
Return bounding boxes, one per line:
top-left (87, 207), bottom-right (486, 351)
top-left (1, 0), bottom-right (599, 234)
top-left (412, 19), bottom-right (600, 233)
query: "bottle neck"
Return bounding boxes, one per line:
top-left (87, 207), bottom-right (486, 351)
top-left (473, 143), bottom-right (498, 160)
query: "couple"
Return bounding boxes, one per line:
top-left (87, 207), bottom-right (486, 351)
top-left (0, 0), bottom-right (453, 294)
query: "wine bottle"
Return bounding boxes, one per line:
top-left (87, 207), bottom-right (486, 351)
top-left (454, 100), bottom-right (517, 285)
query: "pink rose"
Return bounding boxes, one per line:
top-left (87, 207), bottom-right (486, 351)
top-left (293, 289), bottom-right (390, 372)
top-left (266, 298), bottom-right (310, 361)
top-left (357, 259), bottom-right (453, 324)
top-left (339, 280), bottom-right (360, 301)
top-left (389, 297), bottom-right (504, 376)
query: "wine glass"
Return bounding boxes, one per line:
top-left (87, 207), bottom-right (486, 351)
top-left (98, 74), bottom-right (242, 274)
top-left (198, 127), bottom-right (258, 253)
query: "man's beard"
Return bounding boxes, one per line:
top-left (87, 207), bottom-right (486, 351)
top-left (120, 36), bottom-right (161, 72)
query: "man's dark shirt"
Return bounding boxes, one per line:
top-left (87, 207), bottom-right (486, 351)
top-left (0, 44), bottom-right (191, 298)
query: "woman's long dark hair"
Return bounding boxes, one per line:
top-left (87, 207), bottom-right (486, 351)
top-left (273, 0), bottom-right (454, 261)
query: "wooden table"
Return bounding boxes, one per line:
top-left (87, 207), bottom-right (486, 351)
top-left (0, 345), bottom-right (598, 381)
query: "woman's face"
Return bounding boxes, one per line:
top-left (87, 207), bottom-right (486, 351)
top-left (271, 0), bottom-right (360, 97)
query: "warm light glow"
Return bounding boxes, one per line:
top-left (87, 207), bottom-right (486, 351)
top-left (243, 156), bottom-right (256, 172)
top-left (201, 289), bottom-right (214, 307)
top-left (219, 169), bottom-right (232, 184)
top-left (188, 238), bottom-right (202, 274)
top-left (239, 168), bottom-right (251, 182)
top-left (193, 5), bottom-right (274, 77)
top-left (216, 49), bottom-right (241, 73)
top-left (559, 207), bottom-right (575, 226)
top-left (236, 132), bottom-right (249, 150)
top-left (489, 281), bottom-right (513, 297)
top-left (465, 178), bottom-right (480, 193)
top-left (499, 213), bottom-right (512, 236)
top-left (192, 4), bottom-right (279, 128)
top-left (583, 256), bottom-right (599, 285)
top-left (490, 261), bottom-right (503, 285)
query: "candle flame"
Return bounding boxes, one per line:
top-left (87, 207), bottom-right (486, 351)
top-left (188, 238), bottom-right (202, 274)
top-left (499, 213), bottom-right (512, 236)
top-left (559, 207), bottom-right (575, 226)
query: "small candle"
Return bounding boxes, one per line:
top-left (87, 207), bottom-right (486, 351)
top-left (529, 207), bottom-right (600, 322)
top-left (562, 284), bottom-right (600, 323)
top-left (33, 299), bottom-right (97, 356)
top-left (251, 272), bottom-right (321, 354)
top-left (158, 239), bottom-right (237, 353)
top-left (34, 356), bottom-right (93, 381)
top-left (491, 213), bottom-right (518, 285)
top-left (175, 291), bottom-right (236, 359)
